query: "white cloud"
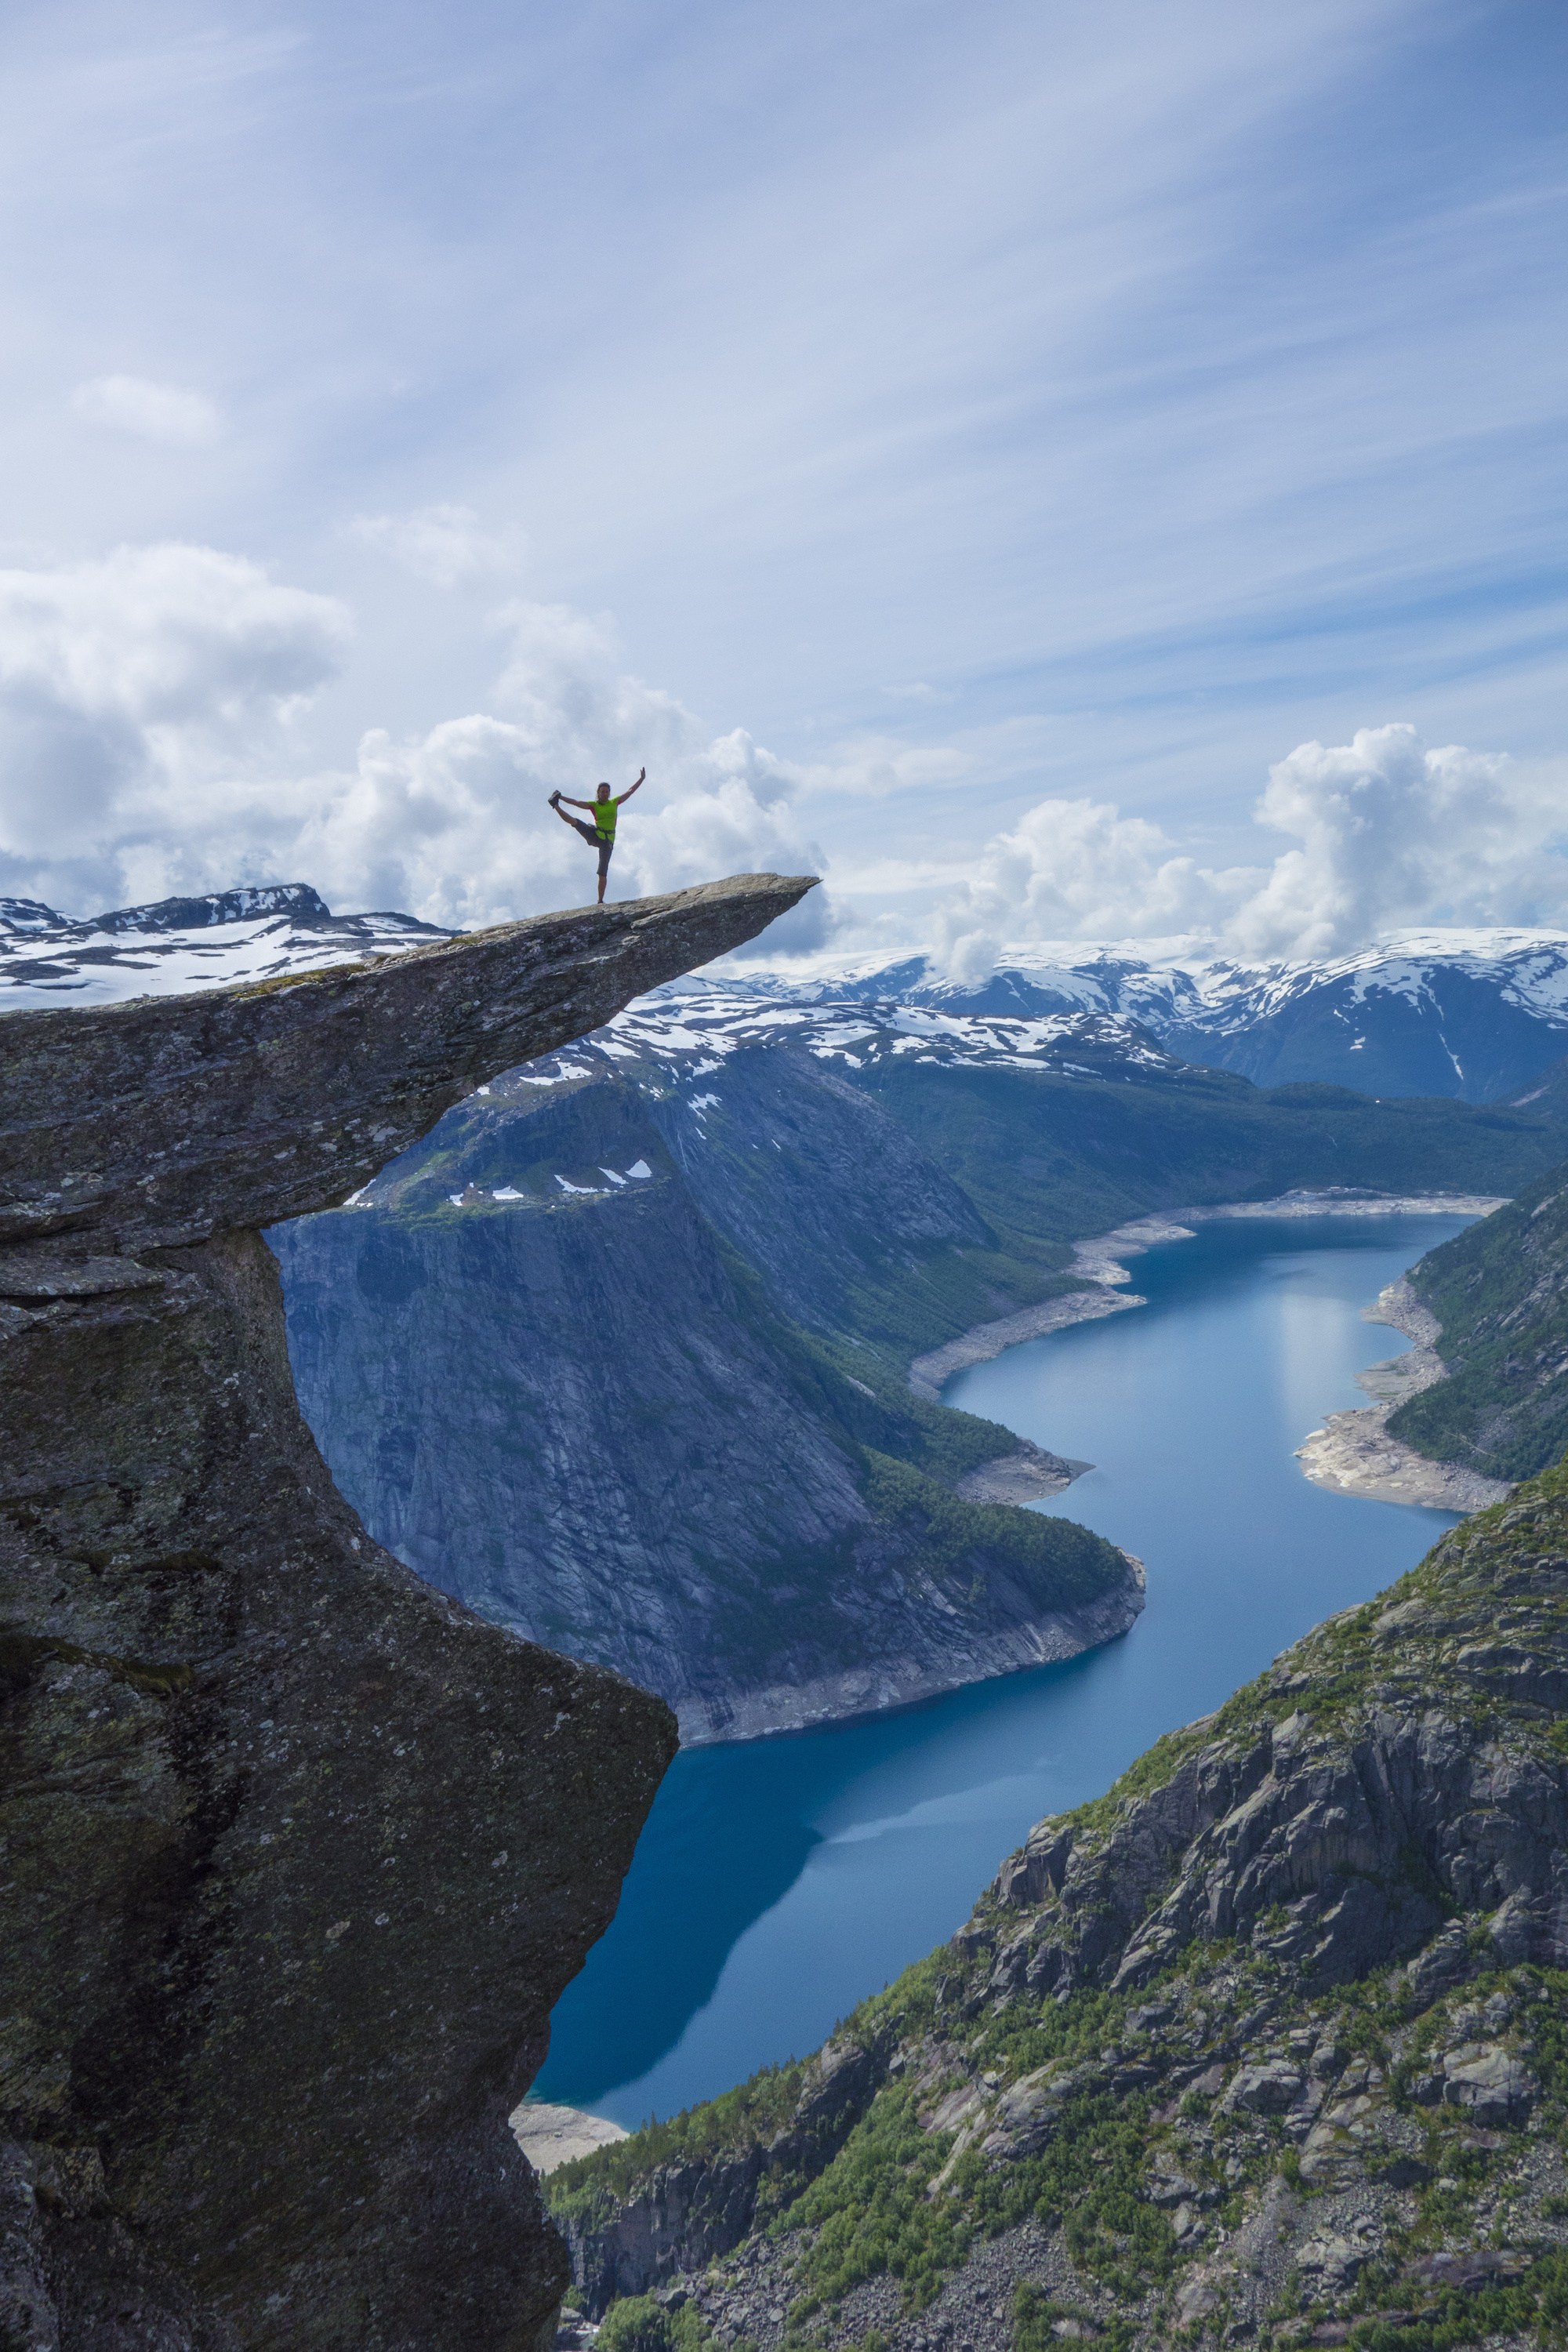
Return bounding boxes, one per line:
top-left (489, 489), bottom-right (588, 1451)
top-left (927, 724), bottom-right (1568, 978)
top-left (69, 374), bottom-right (220, 447)
top-left (0, 556), bottom-right (827, 931)
top-left (1230, 725), bottom-right (1567, 959)
top-left (278, 603), bottom-right (827, 931)
top-left (0, 543), bottom-right (350, 909)
top-left (931, 800), bottom-right (1243, 983)
top-left (2, 535), bottom-right (1560, 982)
top-left (348, 504), bottom-right (511, 588)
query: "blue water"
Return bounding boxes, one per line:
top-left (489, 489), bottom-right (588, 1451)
top-left (533, 1214), bottom-right (1472, 2128)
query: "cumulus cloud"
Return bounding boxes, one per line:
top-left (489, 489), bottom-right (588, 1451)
top-left (348, 503), bottom-right (510, 588)
top-left (275, 601), bottom-right (826, 932)
top-left (933, 799), bottom-right (1242, 982)
top-left (1229, 725), bottom-right (1568, 959)
top-left (930, 723), bottom-right (1568, 978)
top-left (0, 543), bottom-right (351, 910)
top-left (0, 551), bottom-right (827, 934)
top-left (70, 375), bottom-right (221, 447)
top-left (3, 537), bottom-right (1560, 978)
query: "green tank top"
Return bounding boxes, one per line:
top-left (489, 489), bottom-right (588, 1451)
top-left (592, 798), bottom-right (618, 838)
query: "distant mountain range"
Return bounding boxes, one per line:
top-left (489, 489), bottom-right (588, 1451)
top-left (722, 927), bottom-right (1568, 1104)
top-left (0, 882), bottom-right (443, 1004)
top-left (271, 967), bottom-right (1568, 1738)
top-left (9, 885), bottom-right (1568, 1105)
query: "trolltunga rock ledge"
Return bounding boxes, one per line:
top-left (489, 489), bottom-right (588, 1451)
top-left (0, 875), bottom-right (815, 2352)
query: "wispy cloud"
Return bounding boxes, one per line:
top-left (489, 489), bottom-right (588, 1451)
top-left (69, 374), bottom-right (220, 446)
top-left (347, 504), bottom-right (512, 588)
top-left (2, 0), bottom-right (1565, 927)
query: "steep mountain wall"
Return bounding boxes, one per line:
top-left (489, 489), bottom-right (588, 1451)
top-left (272, 1000), bottom-right (1568, 1744)
top-left (549, 1463), bottom-right (1568, 2352)
top-left (271, 1046), bottom-right (1140, 1744)
top-left (0, 877), bottom-right (811, 2352)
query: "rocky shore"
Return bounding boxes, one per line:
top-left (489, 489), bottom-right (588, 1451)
top-left (916, 1191), bottom-right (1513, 1522)
top-left (953, 1440), bottom-right (1094, 1507)
top-left (514, 2103), bottom-right (630, 2176)
top-left (1297, 1276), bottom-right (1515, 1513)
top-left (676, 1552), bottom-right (1146, 1743)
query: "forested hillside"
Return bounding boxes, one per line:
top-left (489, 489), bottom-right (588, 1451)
top-left (550, 1462), bottom-right (1568, 2352)
top-left (1389, 1163), bottom-right (1568, 1483)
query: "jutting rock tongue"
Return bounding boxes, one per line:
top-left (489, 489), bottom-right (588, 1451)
top-left (0, 875), bottom-right (816, 2352)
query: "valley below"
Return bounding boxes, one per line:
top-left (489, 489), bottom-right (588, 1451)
top-left (13, 882), bottom-right (1568, 2352)
top-left (530, 1210), bottom-right (1475, 2128)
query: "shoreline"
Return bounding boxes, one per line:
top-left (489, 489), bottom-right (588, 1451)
top-left (920, 1189), bottom-right (1512, 1515)
top-left (674, 1555), bottom-right (1147, 1746)
top-left (511, 2100), bottom-right (629, 2175)
top-left (1294, 1276), bottom-right (1515, 1514)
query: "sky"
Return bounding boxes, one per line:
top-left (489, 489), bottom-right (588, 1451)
top-left (1, 0), bottom-right (1566, 971)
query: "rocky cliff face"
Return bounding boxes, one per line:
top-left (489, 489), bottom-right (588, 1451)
top-left (269, 1038), bottom-right (1141, 1744)
top-left (0, 877), bottom-right (811, 2352)
top-left (550, 1459), bottom-right (1568, 2352)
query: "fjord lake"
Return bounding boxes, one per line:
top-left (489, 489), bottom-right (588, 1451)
top-left (532, 1212), bottom-right (1475, 2129)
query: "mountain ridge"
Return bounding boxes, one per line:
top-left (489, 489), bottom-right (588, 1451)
top-left (11, 885), bottom-right (1568, 1105)
top-left (547, 1458), bottom-right (1568, 2352)
top-left (271, 988), bottom-right (1568, 1740)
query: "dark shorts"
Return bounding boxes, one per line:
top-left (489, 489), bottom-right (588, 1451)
top-left (571, 817), bottom-right (614, 876)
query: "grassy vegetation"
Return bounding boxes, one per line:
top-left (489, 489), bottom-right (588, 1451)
top-left (1388, 1161), bottom-right (1568, 1480)
top-left (550, 1461), bottom-right (1568, 2352)
top-left (700, 1240), bottom-right (1132, 1618)
top-left (548, 2061), bottom-right (811, 2226)
top-left (779, 2085), bottom-right (971, 2310)
top-left (597, 2295), bottom-right (717, 2352)
top-left (858, 1452), bottom-right (1122, 1608)
top-left (853, 1062), bottom-right (1568, 1264)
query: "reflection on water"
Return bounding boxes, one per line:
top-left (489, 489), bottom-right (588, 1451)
top-left (534, 1215), bottom-right (1472, 2126)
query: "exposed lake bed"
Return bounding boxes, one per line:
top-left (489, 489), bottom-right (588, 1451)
top-left (532, 1210), bottom-right (1479, 2132)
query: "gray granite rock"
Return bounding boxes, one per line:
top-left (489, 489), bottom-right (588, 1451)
top-left (0, 877), bottom-right (814, 2352)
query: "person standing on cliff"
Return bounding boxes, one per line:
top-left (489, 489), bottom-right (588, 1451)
top-left (549, 768), bottom-right (646, 906)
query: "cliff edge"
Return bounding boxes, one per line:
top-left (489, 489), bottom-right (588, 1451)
top-left (0, 877), bottom-right (813, 2352)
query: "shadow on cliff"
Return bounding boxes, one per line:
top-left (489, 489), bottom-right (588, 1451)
top-left (534, 1735), bottom-right (828, 2109)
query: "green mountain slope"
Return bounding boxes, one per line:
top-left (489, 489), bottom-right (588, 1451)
top-left (271, 1051), bottom-right (1140, 1743)
top-left (1388, 1161), bottom-right (1568, 1483)
top-left (550, 1468), bottom-right (1568, 2352)
top-left (275, 1027), bottom-right (1568, 1739)
top-left (851, 1056), bottom-right (1568, 1265)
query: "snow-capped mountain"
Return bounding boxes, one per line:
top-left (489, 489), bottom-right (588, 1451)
top-left (717, 927), bottom-right (1568, 1103)
top-left (502, 991), bottom-right (1189, 1094)
top-left (0, 884), bottom-right (448, 1007)
top-left (9, 877), bottom-right (1568, 1106)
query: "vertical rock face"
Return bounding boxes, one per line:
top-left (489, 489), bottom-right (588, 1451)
top-left (0, 879), bottom-right (814, 2352)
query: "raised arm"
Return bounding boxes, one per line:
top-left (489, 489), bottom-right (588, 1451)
top-left (614, 767), bottom-right (648, 806)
